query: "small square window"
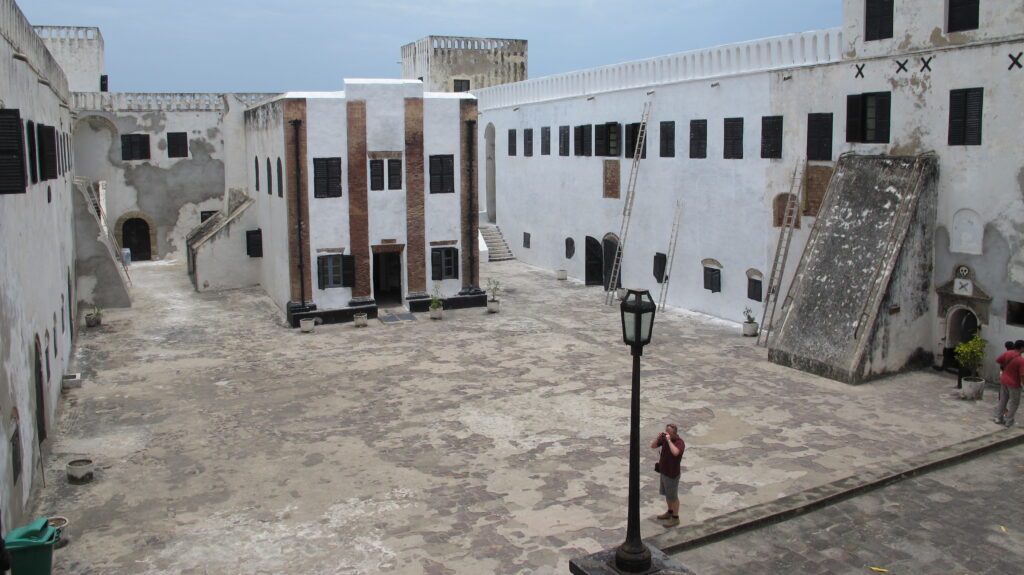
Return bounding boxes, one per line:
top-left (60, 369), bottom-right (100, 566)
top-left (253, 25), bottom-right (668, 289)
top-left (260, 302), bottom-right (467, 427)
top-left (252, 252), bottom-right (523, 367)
top-left (245, 229), bottom-right (263, 258)
top-left (431, 247), bottom-right (459, 280)
top-left (846, 92), bottom-right (891, 144)
top-left (453, 79), bottom-right (471, 92)
top-left (703, 267), bottom-right (721, 293)
top-left (1008, 300), bottom-right (1024, 327)
top-left (167, 132), bottom-right (188, 158)
top-left (948, 0), bottom-right (979, 33)
top-left (748, 278), bottom-right (763, 302)
top-left (429, 155), bottom-right (455, 193)
top-left (121, 134), bottom-right (150, 161)
top-left (318, 254), bottom-right (354, 288)
top-left (200, 210), bottom-right (217, 222)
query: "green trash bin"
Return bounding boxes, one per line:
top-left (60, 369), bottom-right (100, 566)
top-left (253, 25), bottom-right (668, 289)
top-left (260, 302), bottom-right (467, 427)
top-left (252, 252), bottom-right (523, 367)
top-left (4, 518), bottom-right (60, 575)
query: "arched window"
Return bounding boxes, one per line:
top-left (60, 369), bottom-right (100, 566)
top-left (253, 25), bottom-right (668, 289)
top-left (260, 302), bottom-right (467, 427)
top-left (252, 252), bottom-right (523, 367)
top-left (746, 269), bottom-right (763, 302)
top-left (266, 158), bottom-right (272, 196)
top-left (565, 237), bottom-right (575, 259)
top-left (701, 258), bottom-right (723, 293)
top-left (254, 157), bottom-right (260, 192)
top-left (277, 158), bottom-right (284, 198)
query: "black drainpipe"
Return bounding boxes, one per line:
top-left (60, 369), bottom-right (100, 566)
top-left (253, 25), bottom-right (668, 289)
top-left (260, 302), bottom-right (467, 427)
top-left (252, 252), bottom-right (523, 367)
top-left (466, 119), bottom-right (478, 290)
top-left (290, 119), bottom-right (306, 305)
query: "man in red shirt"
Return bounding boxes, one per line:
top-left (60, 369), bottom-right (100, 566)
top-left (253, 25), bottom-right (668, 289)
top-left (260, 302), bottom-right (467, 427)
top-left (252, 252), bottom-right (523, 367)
top-left (994, 340), bottom-right (1024, 427)
top-left (650, 424), bottom-right (685, 527)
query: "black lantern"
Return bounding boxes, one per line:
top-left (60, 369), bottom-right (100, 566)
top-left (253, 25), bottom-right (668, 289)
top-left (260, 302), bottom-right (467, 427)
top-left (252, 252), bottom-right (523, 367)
top-left (614, 288), bottom-right (656, 572)
top-left (621, 289), bottom-right (656, 351)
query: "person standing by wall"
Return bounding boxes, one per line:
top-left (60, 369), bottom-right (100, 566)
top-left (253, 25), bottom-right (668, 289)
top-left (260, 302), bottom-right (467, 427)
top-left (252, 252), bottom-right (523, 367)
top-left (650, 423), bottom-right (685, 527)
top-left (994, 340), bottom-right (1024, 427)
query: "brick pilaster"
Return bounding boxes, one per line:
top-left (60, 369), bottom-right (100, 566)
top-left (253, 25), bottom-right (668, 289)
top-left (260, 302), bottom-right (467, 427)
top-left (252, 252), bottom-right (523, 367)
top-left (347, 101), bottom-right (372, 299)
top-left (405, 98), bottom-right (426, 294)
top-left (460, 99), bottom-right (480, 288)
top-left (283, 99), bottom-right (312, 303)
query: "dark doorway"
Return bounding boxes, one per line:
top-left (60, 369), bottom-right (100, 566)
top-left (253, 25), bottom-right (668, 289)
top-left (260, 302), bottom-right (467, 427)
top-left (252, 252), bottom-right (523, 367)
top-left (585, 236), bottom-right (603, 286)
top-left (941, 308), bottom-right (980, 373)
top-left (122, 218), bottom-right (152, 261)
top-left (373, 252), bottom-right (403, 305)
top-left (602, 235), bottom-right (621, 291)
top-left (34, 338), bottom-right (46, 442)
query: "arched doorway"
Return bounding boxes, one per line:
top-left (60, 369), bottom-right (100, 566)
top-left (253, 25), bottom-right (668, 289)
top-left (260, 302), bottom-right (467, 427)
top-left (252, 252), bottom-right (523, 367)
top-left (944, 307), bottom-right (980, 370)
top-left (585, 236), bottom-right (603, 286)
top-left (484, 123), bottom-right (496, 223)
top-left (34, 337), bottom-right (46, 441)
top-left (602, 234), bottom-right (621, 291)
top-left (122, 218), bottom-right (152, 261)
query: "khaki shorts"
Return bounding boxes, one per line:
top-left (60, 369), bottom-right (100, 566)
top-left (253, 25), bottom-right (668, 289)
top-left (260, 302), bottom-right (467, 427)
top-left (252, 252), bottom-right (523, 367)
top-left (659, 473), bottom-right (680, 501)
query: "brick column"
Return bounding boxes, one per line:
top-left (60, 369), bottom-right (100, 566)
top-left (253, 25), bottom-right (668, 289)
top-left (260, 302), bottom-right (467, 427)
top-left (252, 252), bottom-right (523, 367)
top-left (460, 99), bottom-right (480, 289)
top-left (283, 99), bottom-right (312, 303)
top-left (347, 101), bottom-right (372, 301)
top-left (405, 98), bottom-right (426, 295)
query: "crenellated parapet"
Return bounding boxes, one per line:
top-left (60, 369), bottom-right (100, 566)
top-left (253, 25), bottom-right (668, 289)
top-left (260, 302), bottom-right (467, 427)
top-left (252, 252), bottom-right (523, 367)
top-left (73, 92), bottom-right (279, 113)
top-left (474, 28), bottom-right (841, 110)
top-left (0, 0), bottom-right (69, 100)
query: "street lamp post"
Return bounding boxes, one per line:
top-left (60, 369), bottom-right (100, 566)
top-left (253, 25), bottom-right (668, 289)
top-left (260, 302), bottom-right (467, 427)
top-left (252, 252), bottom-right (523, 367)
top-left (615, 289), bottom-right (656, 573)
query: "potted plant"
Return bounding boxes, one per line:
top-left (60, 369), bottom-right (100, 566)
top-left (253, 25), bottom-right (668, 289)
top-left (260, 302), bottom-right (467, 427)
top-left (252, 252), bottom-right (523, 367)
top-left (955, 332), bottom-right (987, 399)
top-left (742, 307), bottom-right (758, 337)
top-left (85, 306), bottom-right (103, 328)
top-left (487, 278), bottom-right (501, 313)
top-left (429, 282), bottom-right (444, 320)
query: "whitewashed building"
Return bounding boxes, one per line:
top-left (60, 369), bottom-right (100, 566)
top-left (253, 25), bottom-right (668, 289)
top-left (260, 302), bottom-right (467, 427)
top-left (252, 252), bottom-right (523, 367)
top-left (473, 0), bottom-right (1024, 383)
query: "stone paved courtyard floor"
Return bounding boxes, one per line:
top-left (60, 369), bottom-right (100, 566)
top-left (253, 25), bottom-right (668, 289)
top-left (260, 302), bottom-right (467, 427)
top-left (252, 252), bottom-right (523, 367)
top-left (34, 259), bottom-right (1011, 574)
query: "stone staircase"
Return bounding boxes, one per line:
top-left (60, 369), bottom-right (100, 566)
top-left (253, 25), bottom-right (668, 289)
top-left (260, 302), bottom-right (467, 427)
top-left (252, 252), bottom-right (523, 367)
top-left (480, 225), bottom-right (515, 261)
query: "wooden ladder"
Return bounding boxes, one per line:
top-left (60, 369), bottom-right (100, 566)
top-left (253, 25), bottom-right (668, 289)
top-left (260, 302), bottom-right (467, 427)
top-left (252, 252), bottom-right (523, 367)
top-left (757, 162), bottom-right (804, 346)
top-left (657, 201), bottom-right (683, 311)
top-left (605, 101), bottom-right (652, 306)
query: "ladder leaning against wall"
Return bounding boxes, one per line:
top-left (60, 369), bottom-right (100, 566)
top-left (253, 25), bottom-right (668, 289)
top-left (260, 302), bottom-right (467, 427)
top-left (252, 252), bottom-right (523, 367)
top-left (657, 201), bottom-right (683, 311)
top-left (757, 162), bottom-right (804, 346)
top-left (604, 101), bottom-right (652, 306)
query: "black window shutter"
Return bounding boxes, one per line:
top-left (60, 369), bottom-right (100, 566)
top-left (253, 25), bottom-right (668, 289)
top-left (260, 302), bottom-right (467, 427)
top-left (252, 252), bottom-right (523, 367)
top-left (964, 88), bottom-right (983, 145)
top-left (873, 92), bottom-right (891, 143)
top-left (559, 126), bottom-right (570, 156)
top-left (660, 121), bottom-right (675, 158)
top-left (724, 118), bottom-right (744, 159)
top-left (761, 116), bottom-right (783, 159)
top-left (370, 159), bottom-right (384, 190)
top-left (428, 156), bottom-right (440, 193)
top-left (317, 256), bottom-right (327, 290)
top-left (948, 0), bottom-right (979, 32)
top-left (450, 248), bottom-right (460, 279)
top-left (748, 278), bottom-right (763, 302)
top-left (595, 124), bottom-right (607, 156)
top-left (508, 129), bottom-right (517, 156)
top-left (846, 94), bottom-right (863, 142)
top-left (582, 125), bottom-right (592, 156)
top-left (807, 113), bottom-right (833, 161)
top-left (278, 158), bottom-right (284, 197)
top-left (865, 0), bottom-right (893, 41)
top-left (0, 109), bottom-right (27, 194)
top-left (245, 229), bottom-right (263, 258)
top-left (26, 121), bottom-right (38, 184)
top-left (431, 249), bottom-right (442, 281)
top-left (948, 89), bottom-right (967, 145)
top-left (523, 129), bottom-right (533, 157)
top-left (388, 159), bottom-right (402, 189)
top-left (541, 127), bottom-right (551, 155)
top-left (167, 132), bottom-right (188, 158)
top-left (41, 125), bottom-right (58, 180)
top-left (573, 125), bottom-right (582, 156)
top-left (266, 158), bottom-right (273, 195)
top-left (609, 123), bottom-right (621, 156)
top-left (653, 253), bottom-right (667, 283)
top-left (341, 255), bottom-right (355, 287)
top-left (690, 120), bottom-right (707, 159)
top-left (704, 267), bottom-right (722, 292)
top-left (254, 157), bottom-right (260, 191)
top-left (313, 158), bottom-right (328, 197)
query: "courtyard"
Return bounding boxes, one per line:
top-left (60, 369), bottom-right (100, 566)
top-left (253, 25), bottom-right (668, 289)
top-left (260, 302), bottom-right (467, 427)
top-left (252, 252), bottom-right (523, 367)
top-left (34, 259), bottom-right (1008, 574)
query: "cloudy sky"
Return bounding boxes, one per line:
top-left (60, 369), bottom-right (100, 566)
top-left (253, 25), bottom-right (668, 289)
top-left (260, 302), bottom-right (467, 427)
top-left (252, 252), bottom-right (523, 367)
top-left (22, 0), bottom-right (841, 93)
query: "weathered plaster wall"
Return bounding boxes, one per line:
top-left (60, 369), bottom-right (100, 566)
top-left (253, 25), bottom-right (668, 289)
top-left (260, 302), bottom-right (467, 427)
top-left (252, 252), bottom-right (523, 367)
top-left (401, 36), bottom-right (527, 92)
top-left (72, 189), bottom-right (130, 307)
top-left (34, 26), bottom-right (104, 92)
top-left (193, 206), bottom-right (260, 292)
top-left (72, 106), bottom-right (238, 262)
top-left (0, 0), bottom-right (76, 529)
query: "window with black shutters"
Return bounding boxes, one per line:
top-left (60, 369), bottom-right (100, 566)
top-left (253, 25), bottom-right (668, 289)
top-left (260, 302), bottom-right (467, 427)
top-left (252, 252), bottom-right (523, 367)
top-left (167, 132), bottom-right (188, 158)
top-left (39, 125), bottom-right (57, 180)
top-left (689, 119), bottom-right (708, 159)
top-left (760, 116), bottom-right (783, 159)
top-left (565, 237), bottom-right (575, 258)
top-left (429, 154), bottom-right (455, 193)
top-left (524, 129), bottom-right (533, 157)
top-left (660, 121), bottom-right (675, 157)
top-left (121, 133), bottom-right (150, 161)
top-left (277, 158), bottom-right (284, 197)
top-left (865, 0), bottom-right (894, 40)
top-left (313, 157), bottom-right (342, 198)
top-left (948, 87), bottom-right (983, 146)
top-left (317, 254), bottom-right (354, 288)
top-left (595, 122), bottom-right (621, 157)
top-left (453, 79), bottom-right (471, 92)
top-left (1008, 301), bottom-right (1024, 327)
top-left (266, 158), bottom-right (273, 195)
top-left (253, 156), bottom-right (259, 191)
top-left (245, 229), bottom-right (263, 258)
top-left (370, 159), bottom-right (385, 190)
top-left (431, 248), bottom-right (459, 280)
top-left (748, 277), bottom-right (763, 302)
top-left (0, 109), bottom-right (27, 194)
top-left (806, 113), bottom-right (834, 161)
top-left (523, 232), bottom-right (531, 248)
top-left (559, 126), bottom-right (570, 156)
top-left (703, 266), bottom-right (721, 293)
top-left (574, 125), bottom-right (592, 156)
top-left (10, 423), bottom-right (21, 485)
top-left (723, 118), bottom-right (744, 159)
top-left (541, 127), bottom-right (551, 155)
top-left (200, 210), bottom-right (217, 222)
top-left (948, 0), bottom-right (979, 32)
top-left (508, 129), bottom-right (517, 156)
top-left (846, 92), bottom-right (891, 143)
top-left (653, 253), bottom-right (667, 283)
top-left (388, 159), bottom-right (402, 189)
top-left (26, 121), bottom-right (38, 184)
top-left (624, 123), bottom-right (647, 159)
